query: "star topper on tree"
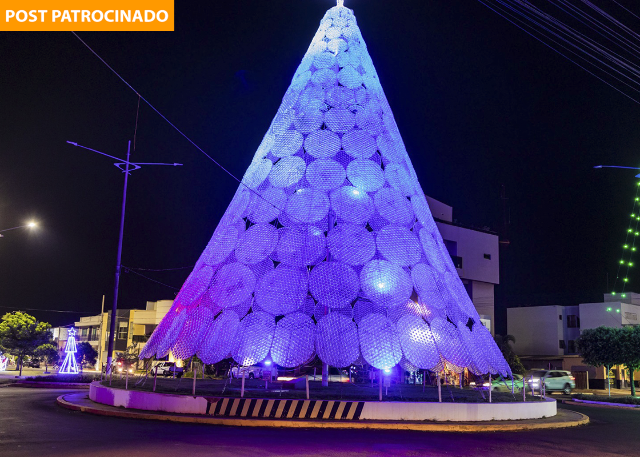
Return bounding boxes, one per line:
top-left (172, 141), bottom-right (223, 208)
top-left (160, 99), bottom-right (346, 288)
top-left (59, 328), bottom-right (79, 374)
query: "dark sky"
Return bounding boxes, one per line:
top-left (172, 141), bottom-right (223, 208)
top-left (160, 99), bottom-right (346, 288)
top-left (1, 1), bottom-right (639, 332)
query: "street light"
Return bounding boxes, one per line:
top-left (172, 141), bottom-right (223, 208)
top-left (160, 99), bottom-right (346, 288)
top-left (0, 221), bottom-right (38, 238)
top-left (67, 140), bottom-right (182, 374)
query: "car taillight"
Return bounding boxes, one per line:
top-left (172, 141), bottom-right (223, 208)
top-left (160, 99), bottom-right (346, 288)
top-left (570, 376), bottom-right (575, 381)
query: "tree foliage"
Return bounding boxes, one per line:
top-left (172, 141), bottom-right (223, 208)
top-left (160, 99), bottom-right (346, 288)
top-left (577, 326), bottom-right (640, 396)
top-left (494, 334), bottom-right (526, 375)
top-left (618, 326), bottom-right (640, 396)
top-left (0, 312), bottom-right (51, 375)
top-left (119, 344), bottom-right (141, 370)
top-left (35, 343), bottom-right (59, 373)
top-left (76, 342), bottom-right (98, 369)
top-left (576, 326), bottom-right (621, 368)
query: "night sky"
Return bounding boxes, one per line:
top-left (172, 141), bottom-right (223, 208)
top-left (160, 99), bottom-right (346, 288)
top-left (2, 1), bottom-right (639, 333)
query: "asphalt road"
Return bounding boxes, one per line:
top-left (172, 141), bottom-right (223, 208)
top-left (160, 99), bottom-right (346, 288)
top-left (0, 387), bottom-right (638, 457)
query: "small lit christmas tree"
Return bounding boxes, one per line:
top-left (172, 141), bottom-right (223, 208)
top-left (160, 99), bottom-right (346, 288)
top-left (59, 328), bottom-right (79, 374)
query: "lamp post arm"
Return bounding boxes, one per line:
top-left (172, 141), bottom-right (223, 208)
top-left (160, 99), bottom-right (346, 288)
top-left (67, 141), bottom-right (125, 162)
top-left (594, 165), bottom-right (640, 171)
top-left (0, 225), bottom-right (30, 234)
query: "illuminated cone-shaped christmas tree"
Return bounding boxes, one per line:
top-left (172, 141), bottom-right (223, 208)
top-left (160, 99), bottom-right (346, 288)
top-left (140, 2), bottom-right (510, 377)
top-left (59, 328), bottom-right (79, 374)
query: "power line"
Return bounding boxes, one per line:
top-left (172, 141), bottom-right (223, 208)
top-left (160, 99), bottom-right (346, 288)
top-left (0, 306), bottom-right (94, 314)
top-left (476, 0), bottom-right (640, 104)
top-left (122, 266), bottom-right (180, 291)
top-left (124, 265), bottom-right (194, 272)
top-left (69, 32), bottom-right (297, 219)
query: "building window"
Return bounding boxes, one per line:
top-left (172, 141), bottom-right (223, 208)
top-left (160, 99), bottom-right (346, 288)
top-left (484, 253), bottom-right (491, 260)
top-left (559, 340), bottom-right (565, 349)
top-left (81, 328), bottom-right (88, 337)
top-left (118, 322), bottom-right (128, 340)
top-left (567, 315), bottom-right (579, 328)
top-left (450, 255), bottom-right (463, 269)
top-left (568, 340), bottom-right (576, 353)
top-left (559, 315), bottom-right (562, 320)
top-left (443, 239), bottom-right (457, 256)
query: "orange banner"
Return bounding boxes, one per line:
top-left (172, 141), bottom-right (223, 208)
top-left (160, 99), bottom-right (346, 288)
top-left (1, 1), bottom-right (174, 31)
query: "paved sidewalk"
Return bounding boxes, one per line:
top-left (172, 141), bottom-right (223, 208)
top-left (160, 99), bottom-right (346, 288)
top-left (57, 392), bottom-right (589, 432)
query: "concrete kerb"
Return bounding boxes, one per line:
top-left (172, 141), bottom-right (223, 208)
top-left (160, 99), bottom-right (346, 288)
top-left (57, 393), bottom-right (589, 433)
top-left (13, 381), bottom-right (90, 389)
top-left (566, 399), bottom-right (640, 409)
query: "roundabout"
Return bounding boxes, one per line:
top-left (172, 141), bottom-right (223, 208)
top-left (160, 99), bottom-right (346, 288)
top-left (56, 380), bottom-right (580, 429)
top-left (56, 386), bottom-right (588, 432)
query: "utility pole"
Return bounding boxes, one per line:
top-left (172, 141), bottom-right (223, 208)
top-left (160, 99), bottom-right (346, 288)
top-left (67, 140), bottom-right (181, 374)
top-left (98, 294), bottom-right (105, 371)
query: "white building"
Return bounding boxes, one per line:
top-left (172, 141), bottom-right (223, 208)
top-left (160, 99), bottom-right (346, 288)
top-left (507, 294), bottom-right (640, 389)
top-left (507, 305), bottom-right (581, 356)
top-left (427, 196), bottom-right (500, 334)
top-left (507, 294), bottom-right (640, 358)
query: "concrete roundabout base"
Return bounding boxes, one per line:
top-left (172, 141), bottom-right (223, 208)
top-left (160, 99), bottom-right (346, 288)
top-left (53, 381), bottom-right (590, 431)
top-left (57, 391), bottom-right (589, 432)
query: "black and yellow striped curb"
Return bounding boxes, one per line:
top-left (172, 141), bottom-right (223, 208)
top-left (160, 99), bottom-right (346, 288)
top-left (56, 394), bottom-right (590, 432)
top-left (205, 397), bottom-right (365, 420)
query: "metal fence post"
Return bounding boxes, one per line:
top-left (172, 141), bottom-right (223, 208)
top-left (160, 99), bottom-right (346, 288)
top-left (241, 369), bottom-right (246, 398)
top-left (192, 360), bottom-right (196, 396)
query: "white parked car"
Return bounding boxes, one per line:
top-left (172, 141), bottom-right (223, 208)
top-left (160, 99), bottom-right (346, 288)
top-left (152, 361), bottom-right (183, 378)
top-left (230, 365), bottom-right (263, 379)
top-left (528, 370), bottom-right (576, 394)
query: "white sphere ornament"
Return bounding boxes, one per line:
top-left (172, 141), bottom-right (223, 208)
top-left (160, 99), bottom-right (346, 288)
top-left (309, 261), bottom-right (359, 308)
top-left (330, 186), bottom-right (375, 224)
top-left (306, 158), bottom-right (346, 191)
top-left (233, 312), bottom-right (275, 366)
top-left (276, 225), bottom-right (326, 267)
top-left (270, 313), bottom-right (316, 367)
top-left (254, 265), bottom-right (309, 315)
top-left (358, 313), bottom-right (402, 369)
top-left (315, 312), bottom-right (360, 367)
top-left (346, 159), bottom-right (384, 192)
top-left (285, 188), bottom-right (330, 223)
top-left (326, 223), bottom-right (375, 265)
top-left (198, 311), bottom-right (241, 364)
top-left (360, 260), bottom-right (413, 308)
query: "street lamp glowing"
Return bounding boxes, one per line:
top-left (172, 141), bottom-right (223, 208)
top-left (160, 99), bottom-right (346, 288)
top-left (27, 221), bottom-right (37, 228)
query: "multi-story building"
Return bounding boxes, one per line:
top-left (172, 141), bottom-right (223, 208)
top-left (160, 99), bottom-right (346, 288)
top-left (427, 196), bottom-right (500, 334)
top-left (507, 294), bottom-right (640, 388)
top-left (72, 300), bottom-right (173, 369)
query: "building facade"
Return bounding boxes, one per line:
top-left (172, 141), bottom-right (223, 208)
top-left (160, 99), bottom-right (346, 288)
top-left (71, 300), bottom-right (174, 369)
top-left (426, 196), bottom-right (500, 334)
top-left (507, 294), bottom-right (640, 388)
